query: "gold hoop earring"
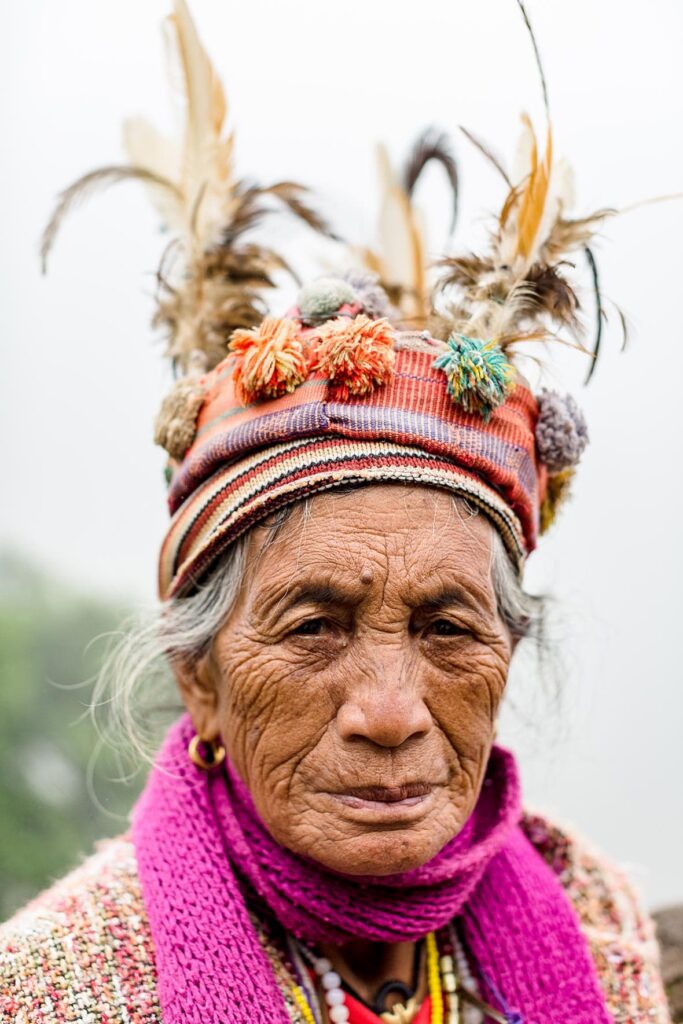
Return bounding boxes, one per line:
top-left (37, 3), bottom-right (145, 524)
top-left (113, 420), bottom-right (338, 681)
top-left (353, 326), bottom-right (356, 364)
top-left (188, 734), bottom-right (226, 771)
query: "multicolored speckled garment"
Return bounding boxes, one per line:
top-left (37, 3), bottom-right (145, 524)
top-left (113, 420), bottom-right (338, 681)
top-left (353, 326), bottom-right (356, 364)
top-left (0, 813), bottom-right (671, 1024)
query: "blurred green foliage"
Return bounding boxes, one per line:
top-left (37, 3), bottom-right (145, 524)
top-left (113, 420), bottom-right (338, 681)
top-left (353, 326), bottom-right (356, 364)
top-left (0, 551), bottom-right (144, 919)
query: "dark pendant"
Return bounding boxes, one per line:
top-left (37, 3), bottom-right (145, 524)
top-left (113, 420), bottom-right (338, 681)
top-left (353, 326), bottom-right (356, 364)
top-left (371, 981), bottom-right (415, 1015)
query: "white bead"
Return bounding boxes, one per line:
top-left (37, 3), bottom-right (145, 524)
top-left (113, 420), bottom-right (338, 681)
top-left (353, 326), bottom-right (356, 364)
top-left (314, 958), bottom-right (333, 976)
top-left (325, 989), bottom-right (345, 1007)
top-left (329, 1005), bottom-right (350, 1023)
top-left (321, 971), bottom-right (342, 990)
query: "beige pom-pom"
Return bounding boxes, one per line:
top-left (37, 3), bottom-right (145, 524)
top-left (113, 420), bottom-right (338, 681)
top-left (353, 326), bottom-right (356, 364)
top-left (154, 378), bottom-right (206, 460)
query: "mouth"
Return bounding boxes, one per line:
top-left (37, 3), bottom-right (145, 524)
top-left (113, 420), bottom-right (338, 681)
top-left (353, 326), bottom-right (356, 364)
top-left (324, 782), bottom-right (438, 824)
top-left (340, 783), bottom-right (433, 803)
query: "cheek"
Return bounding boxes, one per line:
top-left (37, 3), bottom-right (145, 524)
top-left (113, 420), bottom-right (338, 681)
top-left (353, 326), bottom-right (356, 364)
top-left (213, 637), bottom-right (334, 809)
top-left (426, 638), bottom-right (510, 767)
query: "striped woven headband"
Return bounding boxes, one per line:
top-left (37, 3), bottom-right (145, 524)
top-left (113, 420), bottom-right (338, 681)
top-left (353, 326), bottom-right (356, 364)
top-left (158, 341), bottom-right (546, 600)
top-left (159, 435), bottom-right (528, 598)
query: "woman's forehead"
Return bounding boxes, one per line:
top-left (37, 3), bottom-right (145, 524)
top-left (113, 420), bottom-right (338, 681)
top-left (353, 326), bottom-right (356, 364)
top-left (243, 487), bottom-right (495, 601)
top-left (254, 487), bottom-right (492, 553)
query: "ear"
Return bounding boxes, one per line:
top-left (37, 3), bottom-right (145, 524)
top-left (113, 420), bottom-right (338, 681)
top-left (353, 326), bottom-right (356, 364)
top-left (173, 650), bottom-right (222, 741)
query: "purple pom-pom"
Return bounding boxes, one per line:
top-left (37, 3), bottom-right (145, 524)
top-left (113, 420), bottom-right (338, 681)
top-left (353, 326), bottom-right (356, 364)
top-left (535, 389), bottom-right (589, 472)
top-left (340, 269), bottom-right (393, 320)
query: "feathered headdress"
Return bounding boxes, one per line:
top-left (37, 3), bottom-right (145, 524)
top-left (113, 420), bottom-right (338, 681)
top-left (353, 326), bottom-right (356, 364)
top-left (431, 8), bottom-right (616, 365)
top-left (41, 0), bottom-right (334, 459)
top-left (44, 0), bottom-right (664, 599)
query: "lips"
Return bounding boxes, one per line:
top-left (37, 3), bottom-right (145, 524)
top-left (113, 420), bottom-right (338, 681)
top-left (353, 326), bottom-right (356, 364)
top-left (340, 783), bottom-right (433, 803)
top-left (326, 782), bottom-right (437, 823)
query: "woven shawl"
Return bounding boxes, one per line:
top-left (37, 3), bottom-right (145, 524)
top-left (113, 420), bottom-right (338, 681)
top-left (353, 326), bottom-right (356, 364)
top-left (132, 715), bottom-right (612, 1024)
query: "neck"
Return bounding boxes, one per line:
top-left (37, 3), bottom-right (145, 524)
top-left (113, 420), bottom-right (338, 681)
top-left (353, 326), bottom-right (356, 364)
top-left (319, 939), bottom-right (425, 1009)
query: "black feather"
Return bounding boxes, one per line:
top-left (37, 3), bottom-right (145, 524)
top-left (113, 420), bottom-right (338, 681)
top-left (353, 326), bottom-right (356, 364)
top-left (402, 128), bottom-right (459, 233)
top-left (583, 245), bottom-right (603, 384)
top-left (515, 0), bottom-right (550, 118)
top-left (611, 301), bottom-right (630, 352)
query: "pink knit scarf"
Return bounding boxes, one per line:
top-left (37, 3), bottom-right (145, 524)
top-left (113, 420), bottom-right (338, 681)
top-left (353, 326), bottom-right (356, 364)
top-left (132, 715), bottom-right (612, 1024)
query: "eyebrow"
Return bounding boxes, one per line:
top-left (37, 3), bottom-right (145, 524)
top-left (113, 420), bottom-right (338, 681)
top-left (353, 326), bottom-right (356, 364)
top-left (273, 582), bottom-right (484, 616)
top-left (277, 583), bottom-right (356, 613)
top-left (419, 587), bottom-right (482, 613)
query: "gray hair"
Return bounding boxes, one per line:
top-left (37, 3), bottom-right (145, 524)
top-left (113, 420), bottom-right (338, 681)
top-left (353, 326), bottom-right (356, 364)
top-left (93, 495), bottom-right (546, 765)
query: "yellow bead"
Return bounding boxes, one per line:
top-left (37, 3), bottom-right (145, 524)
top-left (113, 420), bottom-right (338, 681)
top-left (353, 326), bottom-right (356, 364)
top-left (426, 933), bottom-right (444, 1024)
top-left (292, 984), bottom-right (317, 1024)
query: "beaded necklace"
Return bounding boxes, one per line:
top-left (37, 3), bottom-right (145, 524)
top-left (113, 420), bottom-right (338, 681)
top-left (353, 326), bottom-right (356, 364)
top-left (291, 931), bottom-right (457, 1024)
top-left (257, 898), bottom-right (512, 1024)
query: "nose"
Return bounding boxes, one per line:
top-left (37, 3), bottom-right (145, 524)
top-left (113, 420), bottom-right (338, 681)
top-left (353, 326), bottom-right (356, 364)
top-left (336, 660), bottom-right (432, 749)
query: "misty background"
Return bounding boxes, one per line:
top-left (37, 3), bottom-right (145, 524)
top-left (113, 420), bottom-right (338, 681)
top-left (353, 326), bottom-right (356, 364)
top-left (1, 0), bottom-right (682, 915)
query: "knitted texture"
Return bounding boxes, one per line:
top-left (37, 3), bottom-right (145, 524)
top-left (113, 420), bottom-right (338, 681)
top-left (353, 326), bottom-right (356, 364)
top-left (521, 813), bottom-right (671, 1022)
top-left (0, 808), bottom-right (671, 1023)
top-left (339, 270), bottom-right (394, 320)
top-left (297, 278), bottom-right (358, 322)
top-left (159, 343), bottom-right (544, 598)
top-left (535, 389), bottom-right (589, 472)
top-left (127, 715), bottom-right (615, 1024)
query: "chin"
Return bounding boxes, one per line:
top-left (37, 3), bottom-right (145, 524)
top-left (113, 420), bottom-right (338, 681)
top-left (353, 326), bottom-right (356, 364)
top-left (309, 825), bottom-right (451, 878)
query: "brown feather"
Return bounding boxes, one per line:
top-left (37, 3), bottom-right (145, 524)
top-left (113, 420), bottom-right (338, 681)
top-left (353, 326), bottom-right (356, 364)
top-left (154, 234), bottom-right (298, 371)
top-left (429, 4), bottom-right (625, 371)
top-left (520, 263), bottom-right (580, 330)
top-left (263, 181), bottom-right (340, 241)
top-left (541, 209), bottom-right (616, 264)
top-left (41, 165), bottom-right (181, 272)
top-left (151, 180), bottom-right (334, 369)
top-left (435, 255), bottom-right (495, 290)
top-left (458, 126), bottom-right (512, 188)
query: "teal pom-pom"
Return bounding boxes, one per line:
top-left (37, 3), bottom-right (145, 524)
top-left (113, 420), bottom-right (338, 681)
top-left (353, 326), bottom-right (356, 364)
top-left (433, 334), bottom-right (514, 420)
top-left (298, 277), bottom-right (357, 323)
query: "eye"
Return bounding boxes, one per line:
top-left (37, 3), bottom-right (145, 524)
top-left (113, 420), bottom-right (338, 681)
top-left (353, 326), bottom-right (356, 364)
top-left (427, 618), bottom-right (468, 637)
top-left (290, 617), bottom-right (327, 636)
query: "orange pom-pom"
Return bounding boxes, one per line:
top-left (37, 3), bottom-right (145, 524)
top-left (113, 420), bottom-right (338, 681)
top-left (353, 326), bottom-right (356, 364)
top-left (312, 315), bottom-right (396, 399)
top-left (229, 317), bottom-right (308, 405)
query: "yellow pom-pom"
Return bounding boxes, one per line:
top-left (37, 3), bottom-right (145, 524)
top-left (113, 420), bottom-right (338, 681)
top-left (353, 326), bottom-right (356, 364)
top-left (229, 317), bottom-right (308, 405)
top-left (312, 315), bottom-right (395, 400)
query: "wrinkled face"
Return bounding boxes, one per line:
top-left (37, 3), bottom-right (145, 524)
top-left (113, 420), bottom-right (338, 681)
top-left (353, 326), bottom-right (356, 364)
top-left (178, 486), bottom-right (513, 876)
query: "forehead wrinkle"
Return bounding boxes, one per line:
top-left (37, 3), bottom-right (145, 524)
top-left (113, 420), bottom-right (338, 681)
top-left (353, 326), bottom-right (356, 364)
top-left (271, 495), bottom-right (370, 572)
top-left (249, 566), bottom-right (365, 623)
top-left (244, 500), bottom-right (332, 617)
top-left (399, 537), bottom-right (496, 609)
top-left (248, 511), bottom-right (376, 620)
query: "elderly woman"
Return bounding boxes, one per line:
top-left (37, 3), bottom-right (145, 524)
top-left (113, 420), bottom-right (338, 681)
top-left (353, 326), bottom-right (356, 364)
top-left (0, 3), bottom-right (672, 1023)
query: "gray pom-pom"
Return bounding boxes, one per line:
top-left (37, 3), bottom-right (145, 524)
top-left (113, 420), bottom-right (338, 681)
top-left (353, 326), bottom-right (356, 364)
top-left (535, 389), bottom-right (589, 472)
top-left (298, 277), bottom-right (357, 323)
top-left (340, 269), bottom-right (393, 320)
